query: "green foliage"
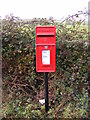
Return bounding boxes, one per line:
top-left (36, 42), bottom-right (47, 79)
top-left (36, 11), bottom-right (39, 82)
top-left (2, 15), bottom-right (89, 119)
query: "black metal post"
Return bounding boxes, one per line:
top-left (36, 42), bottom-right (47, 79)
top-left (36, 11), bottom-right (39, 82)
top-left (44, 72), bottom-right (49, 112)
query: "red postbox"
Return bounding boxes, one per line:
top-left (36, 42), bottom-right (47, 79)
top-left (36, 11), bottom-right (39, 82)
top-left (35, 26), bottom-right (56, 72)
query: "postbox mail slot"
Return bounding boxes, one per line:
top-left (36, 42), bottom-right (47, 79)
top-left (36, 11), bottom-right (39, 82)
top-left (37, 33), bottom-right (54, 37)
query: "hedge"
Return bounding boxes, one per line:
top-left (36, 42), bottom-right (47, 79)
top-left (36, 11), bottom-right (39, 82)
top-left (1, 15), bottom-right (89, 118)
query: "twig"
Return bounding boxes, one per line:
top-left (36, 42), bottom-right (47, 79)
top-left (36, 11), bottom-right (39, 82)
top-left (61, 11), bottom-right (87, 24)
top-left (9, 82), bottom-right (29, 87)
top-left (55, 93), bottom-right (72, 116)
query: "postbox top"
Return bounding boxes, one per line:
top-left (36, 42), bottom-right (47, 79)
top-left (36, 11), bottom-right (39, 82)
top-left (35, 26), bottom-right (55, 28)
top-left (35, 26), bottom-right (56, 45)
top-left (35, 26), bottom-right (56, 34)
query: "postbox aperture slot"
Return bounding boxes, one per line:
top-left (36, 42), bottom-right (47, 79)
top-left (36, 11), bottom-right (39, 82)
top-left (37, 33), bottom-right (54, 37)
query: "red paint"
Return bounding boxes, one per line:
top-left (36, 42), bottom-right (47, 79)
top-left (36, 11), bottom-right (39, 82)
top-left (35, 26), bottom-right (56, 72)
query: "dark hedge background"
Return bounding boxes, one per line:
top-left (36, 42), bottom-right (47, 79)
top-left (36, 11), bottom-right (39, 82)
top-left (1, 15), bottom-right (89, 119)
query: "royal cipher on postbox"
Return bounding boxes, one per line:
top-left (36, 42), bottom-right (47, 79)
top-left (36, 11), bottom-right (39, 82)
top-left (35, 26), bottom-right (56, 72)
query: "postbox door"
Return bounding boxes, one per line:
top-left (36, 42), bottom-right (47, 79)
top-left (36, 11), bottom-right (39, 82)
top-left (36, 45), bottom-right (55, 72)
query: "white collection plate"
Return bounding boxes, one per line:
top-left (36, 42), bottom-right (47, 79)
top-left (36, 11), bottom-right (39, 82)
top-left (42, 50), bottom-right (50, 65)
